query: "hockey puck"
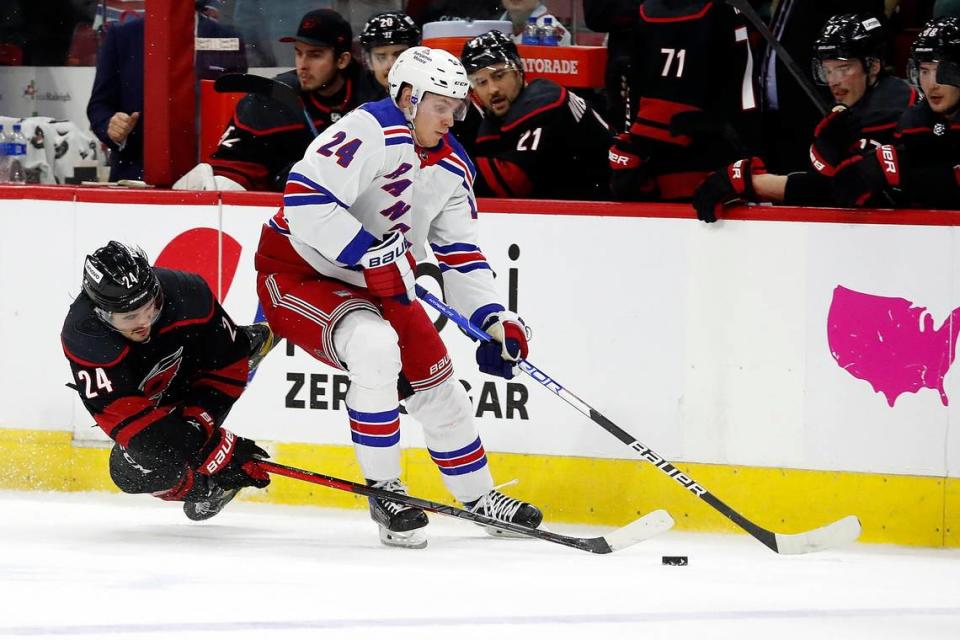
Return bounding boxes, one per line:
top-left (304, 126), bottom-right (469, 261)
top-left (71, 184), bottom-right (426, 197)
top-left (661, 556), bottom-right (688, 566)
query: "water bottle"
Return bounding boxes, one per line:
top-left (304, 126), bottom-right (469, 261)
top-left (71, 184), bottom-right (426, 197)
top-left (8, 123), bottom-right (26, 184)
top-left (541, 17), bottom-right (560, 46)
top-left (521, 16), bottom-right (542, 45)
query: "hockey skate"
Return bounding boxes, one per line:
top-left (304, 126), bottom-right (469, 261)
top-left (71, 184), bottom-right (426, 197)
top-left (367, 479), bottom-right (429, 549)
top-left (465, 485), bottom-right (543, 537)
top-left (243, 321), bottom-right (277, 371)
top-left (183, 484), bottom-right (239, 521)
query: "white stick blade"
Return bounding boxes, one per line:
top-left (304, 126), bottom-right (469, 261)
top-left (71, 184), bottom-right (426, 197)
top-left (774, 515), bottom-right (862, 554)
top-left (604, 509), bottom-right (675, 551)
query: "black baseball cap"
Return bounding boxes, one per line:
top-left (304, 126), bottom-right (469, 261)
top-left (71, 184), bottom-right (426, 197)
top-left (279, 9), bottom-right (352, 52)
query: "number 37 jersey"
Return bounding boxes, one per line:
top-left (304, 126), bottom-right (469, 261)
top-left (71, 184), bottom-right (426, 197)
top-left (255, 97), bottom-right (503, 325)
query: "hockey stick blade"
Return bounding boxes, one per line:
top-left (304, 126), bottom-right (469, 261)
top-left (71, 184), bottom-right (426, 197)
top-left (415, 285), bottom-right (862, 555)
top-left (258, 460), bottom-right (672, 554)
top-left (213, 73), bottom-right (319, 137)
top-left (600, 509), bottom-right (675, 552)
top-left (771, 515), bottom-right (862, 555)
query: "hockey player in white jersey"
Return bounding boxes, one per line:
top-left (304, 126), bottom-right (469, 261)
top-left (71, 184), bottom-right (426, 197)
top-left (254, 46), bottom-right (542, 548)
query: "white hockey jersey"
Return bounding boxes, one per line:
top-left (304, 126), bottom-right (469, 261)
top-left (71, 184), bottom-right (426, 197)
top-left (259, 97), bottom-right (506, 327)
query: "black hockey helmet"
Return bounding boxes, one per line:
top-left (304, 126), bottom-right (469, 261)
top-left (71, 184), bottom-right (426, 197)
top-left (82, 241), bottom-right (162, 314)
top-left (812, 13), bottom-right (886, 83)
top-left (461, 30), bottom-right (522, 76)
top-left (908, 17), bottom-right (960, 89)
top-left (360, 12), bottom-right (421, 50)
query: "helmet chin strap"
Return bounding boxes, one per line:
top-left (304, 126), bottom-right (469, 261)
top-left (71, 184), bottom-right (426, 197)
top-left (410, 126), bottom-right (425, 147)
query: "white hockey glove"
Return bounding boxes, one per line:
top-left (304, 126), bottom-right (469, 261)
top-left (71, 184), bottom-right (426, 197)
top-left (360, 232), bottom-right (417, 304)
top-left (172, 163), bottom-right (246, 191)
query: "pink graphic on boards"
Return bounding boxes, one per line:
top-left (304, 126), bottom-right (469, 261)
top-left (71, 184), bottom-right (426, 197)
top-left (827, 285), bottom-right (960, 407)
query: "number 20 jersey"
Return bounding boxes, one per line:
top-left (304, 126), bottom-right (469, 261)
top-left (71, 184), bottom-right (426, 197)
top-left (255, 97), bottom-right (505, 326)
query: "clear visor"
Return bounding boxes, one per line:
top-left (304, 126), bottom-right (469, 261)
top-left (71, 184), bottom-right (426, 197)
top-left (468, 62), bottom-right (522, 89)
top-left (907, 57), bottom-right (924, 88)
top-left (420, 92), bottom-right (468, 121)
top-left (812, 58), bottom-right (866, 85)
top-left (95, 291), bottom-right (164, 332)
top-left (909, 58), bottom-right (960, 89)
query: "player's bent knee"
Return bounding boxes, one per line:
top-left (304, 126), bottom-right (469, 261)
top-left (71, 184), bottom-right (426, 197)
top-left (109, 444), bottom-right (181, 495)
top-left (334, 310), bottom-right (401, 388)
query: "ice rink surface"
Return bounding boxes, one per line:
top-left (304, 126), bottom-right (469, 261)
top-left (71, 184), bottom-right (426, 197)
top-left (1, 490), bottom-right (958, 640)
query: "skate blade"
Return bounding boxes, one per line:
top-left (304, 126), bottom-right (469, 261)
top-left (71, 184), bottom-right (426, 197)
top-left (183, 489), bottom-right (239, 522)
top-left (379, 526), bottom-right (428, 549)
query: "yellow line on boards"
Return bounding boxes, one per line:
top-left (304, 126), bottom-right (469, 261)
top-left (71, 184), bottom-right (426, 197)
top-left (0, 428), bottom-right (953, 547)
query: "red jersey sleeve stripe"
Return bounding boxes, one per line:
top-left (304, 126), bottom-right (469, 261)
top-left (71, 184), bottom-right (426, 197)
top-left (95, 396), bottom-right (170, 448)
top-left (158, 303), bottom-right (216, 335)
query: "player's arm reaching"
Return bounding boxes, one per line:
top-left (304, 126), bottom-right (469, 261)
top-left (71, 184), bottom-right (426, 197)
top-left (428, 180), bottom-right (529, 379)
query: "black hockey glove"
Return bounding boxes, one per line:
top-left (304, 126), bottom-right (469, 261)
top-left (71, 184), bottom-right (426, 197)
top-left (608, 133), bottom-right (656, 201)
top-left (194, 427), bottom-right (271, 490)
top-left (692, 157), bottom-right (766, 223)
top-left (809, 105), bottom-right (856, 177)
top-left (476, 312), bottom-right (529, 380)
top-left (830, 144), bottom-right (902, 207)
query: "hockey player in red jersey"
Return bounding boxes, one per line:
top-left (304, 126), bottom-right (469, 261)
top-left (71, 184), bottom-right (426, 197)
top-left (827, 17), bottom-right (960, 209)
top-left (61, 242), bottom-right (275, 520)
top-left (254, 46), bottom-right (543, 549)
top-left (461, 31), bottom-right (614, 200)
top-left (609, 0), bottom-right (760, 202)
top-left (201, 9), bottom-right (381, 192)
top-left (693, 13), bottom-right (919, 218)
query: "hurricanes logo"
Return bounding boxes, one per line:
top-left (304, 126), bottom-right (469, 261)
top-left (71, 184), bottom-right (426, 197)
top-left (139, 346), bottom-right (184, 403)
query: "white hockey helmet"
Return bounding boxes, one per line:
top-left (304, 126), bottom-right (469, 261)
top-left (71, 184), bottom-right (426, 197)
top-left (388, 46), bottom-right (469, 121)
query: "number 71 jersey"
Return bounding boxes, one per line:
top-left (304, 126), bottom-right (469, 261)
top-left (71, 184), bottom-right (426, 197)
top-left (632, 0), bottom-right (758, 133)
top-left (259, 97), bottom-right (501, 324)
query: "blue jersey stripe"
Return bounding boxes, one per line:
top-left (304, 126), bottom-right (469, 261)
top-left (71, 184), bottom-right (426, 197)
top-left (283, 194), bottom-right (338, 206)
top-left (351, 431), bottom-right (401, 447)
top-left (436, 456), bottom-right (488, 476)
top-left (439, 262), bottom-right (492, 274)
top-left (431, 242), bottom-right (481, 254)
top-left (428, 437), bottom-right (483, 460)
top-left (347, 406), bottom-right (400, 423)
top-left (336, 228), bottom-right (377, 266)
top-left (470, 303), bottom-right (505, 330)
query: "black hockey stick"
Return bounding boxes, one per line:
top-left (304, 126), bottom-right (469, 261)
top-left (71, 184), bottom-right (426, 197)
top-left (258, 460), bottom-right (674, 554)
top-left (213, 73), bottom-right (319, 137)
top-left (416, 285), bottom-right (862, 555)
top-left (724, 0), bottom-right (830, 116)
